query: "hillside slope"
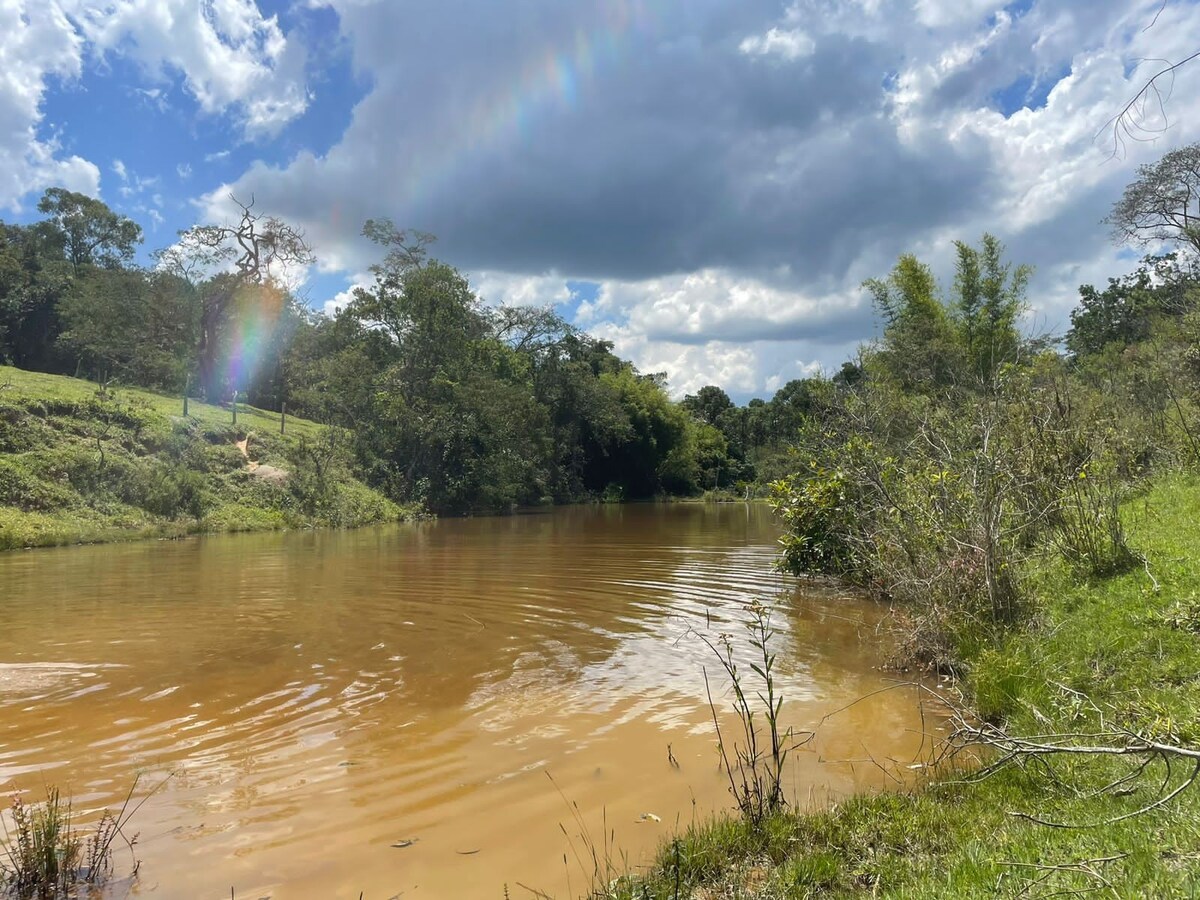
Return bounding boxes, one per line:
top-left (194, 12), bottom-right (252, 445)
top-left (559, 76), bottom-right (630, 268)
top-left (0, 366), bottom-right (418, 550)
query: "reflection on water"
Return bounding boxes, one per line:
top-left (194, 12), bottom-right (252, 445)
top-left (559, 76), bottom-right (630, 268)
top-left (0, 503), bottom-right (932, 897)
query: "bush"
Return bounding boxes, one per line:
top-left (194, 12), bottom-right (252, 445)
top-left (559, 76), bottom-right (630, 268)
top-left (769, 364), bottom-right (1151, 668)
top-left (138, 463), bottom-right (210, 520)
top-left (0, 457), bottom-right (74, 511)
top-left (770, 457), bottom-right (857, 576)
top-left (202, 503), bottom-right (287, 532)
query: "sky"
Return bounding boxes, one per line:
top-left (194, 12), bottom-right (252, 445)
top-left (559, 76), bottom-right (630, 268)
top-left (4, 0), bottom-right (1200, 401)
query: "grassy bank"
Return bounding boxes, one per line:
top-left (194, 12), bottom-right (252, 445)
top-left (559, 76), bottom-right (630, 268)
top-left (0, 365), bottom-right (419, 551)
top-left (609, 476), bottom-right (1200, 897)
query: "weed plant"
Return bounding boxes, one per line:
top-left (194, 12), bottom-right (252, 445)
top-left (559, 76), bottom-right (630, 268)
top-left (700, 600), bottom-right (809, 827)
top-left (1, 777), bottom-right (161, 899)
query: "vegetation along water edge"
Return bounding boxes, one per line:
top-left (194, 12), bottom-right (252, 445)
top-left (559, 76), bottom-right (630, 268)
top-left (594, 145), bottom-right (1200, 898)
top-left (6, 138), bottom-right (1200, 897)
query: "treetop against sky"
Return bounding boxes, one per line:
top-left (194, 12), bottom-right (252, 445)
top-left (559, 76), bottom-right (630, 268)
top-left (5, 0), bottom-right (1200, 399)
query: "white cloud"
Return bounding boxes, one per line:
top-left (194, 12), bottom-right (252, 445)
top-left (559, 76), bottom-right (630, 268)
top-left (67, 0), bottom-right (309, 139)
top-left (322, 285), bottom-right (361, 318)
top-left (116, 169), bottom-right (160, 198)
top-left (0, 0), bottom-right (312, 210)
top-left (0, 2), bottom-right (98, 209)
top-left (176, 162), bottom-right (192, 179)
top-left (590, 270), bottom-right (865, 345)
top-left (738, 27), bottom-right (815, 61)
top-left (472, 271), bottom-right (573, 308)
top-left (197, 0), bottom-right (1200, 398)
top-left (914, 0), bottom-right (1008, 28)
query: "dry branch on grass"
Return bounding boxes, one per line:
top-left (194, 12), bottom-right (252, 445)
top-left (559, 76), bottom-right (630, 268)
top-left (931, 687), bottom-right (1200, 830)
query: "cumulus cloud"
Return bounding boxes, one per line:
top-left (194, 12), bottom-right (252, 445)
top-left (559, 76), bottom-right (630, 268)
top-left (472, 272), bottom-right (573, 308)
top-left (68, 0), bottom-right (310, 139)
top-left (0, 0), bottom-right (314, 210)
top-left (14, 0), bottom-right (1198, 397)
top-left (195, 0), bottom-right (1200, 396)
top-left (739, 27), bottom-right (815, 61)
top-left (0, 2), bottom-right (98, 209)
top-left (322, 285), bottom-right (359, 319)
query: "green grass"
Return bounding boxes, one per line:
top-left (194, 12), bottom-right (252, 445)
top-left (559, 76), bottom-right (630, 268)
top-left (609, 475), bottom-right (1200, 898)
top-left (0, 365), bottom-right (419, 550)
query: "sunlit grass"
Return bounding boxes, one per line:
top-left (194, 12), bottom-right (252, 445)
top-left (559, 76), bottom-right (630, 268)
top-left (0, 365), bottom-right (416, 550)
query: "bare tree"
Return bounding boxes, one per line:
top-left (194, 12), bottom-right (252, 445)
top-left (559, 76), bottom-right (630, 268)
top-left (1106, 142), bottom-right (1200, 255)
top-left (157, 196), bottom-right (314, 401)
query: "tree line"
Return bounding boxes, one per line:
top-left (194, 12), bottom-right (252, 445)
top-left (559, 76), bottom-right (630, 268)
top-left (762, 141), bottom-right (1200, 670)
top-left (0, 192), bottom-right (763, 514)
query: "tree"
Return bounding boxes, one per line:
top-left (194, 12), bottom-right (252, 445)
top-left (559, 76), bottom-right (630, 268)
top-left (766, 378), bottom-right (827, 442)
top-left (1107, 142), bottom-right (1200, 255)
top-left (160, 197), bottom-right (313, 400)
top-left (36, 188), bottom-right (142, 273)
top-left (57, 270), bottom-right (199, 388)
top-left (952, 233), bottom-right (1030, 380)
top-left (1067, 254), bottom-right (1200, 358)
top-left (0, 221), bottom-right (72, 371)
top-left (865, 254), bottom-right (965, 390)
top-left (682, 385), bottom-right (734, 426)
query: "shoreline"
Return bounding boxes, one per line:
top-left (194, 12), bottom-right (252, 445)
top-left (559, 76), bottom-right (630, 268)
top-left (605, 474), bottom-right (1200, 898)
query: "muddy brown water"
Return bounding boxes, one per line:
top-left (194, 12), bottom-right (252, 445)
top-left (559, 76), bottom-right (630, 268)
top-left (0, 503), bottom-right (936, 898)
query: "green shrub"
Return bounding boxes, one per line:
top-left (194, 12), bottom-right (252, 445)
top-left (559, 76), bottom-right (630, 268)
top-left (202, 503), bottom-right (287, 532)
top-left (138, 463), bottom-right (210, 520)
top-left (770, 460), bottom-right (856, 576)
top-left (0, 457), bottom-right (74, 510)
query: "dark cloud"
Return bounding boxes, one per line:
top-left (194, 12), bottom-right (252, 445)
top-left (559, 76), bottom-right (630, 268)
top-left (199, 0), bottom-right (1200, 389)
top-left (224, 2), bottom-right (999, 284)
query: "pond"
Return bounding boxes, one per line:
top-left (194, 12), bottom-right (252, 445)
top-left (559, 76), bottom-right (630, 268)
top-left (0, 503), bottom-right (932, 897)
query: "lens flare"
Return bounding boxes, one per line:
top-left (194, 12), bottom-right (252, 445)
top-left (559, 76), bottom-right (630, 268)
top-left (223, 282), bottom-right (286, 392)
top-left (393, 0), bottom-right (662, 212)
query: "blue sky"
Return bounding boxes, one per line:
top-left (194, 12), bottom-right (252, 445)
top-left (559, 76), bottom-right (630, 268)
top-left (4, 0), bottom-right (1200, 400)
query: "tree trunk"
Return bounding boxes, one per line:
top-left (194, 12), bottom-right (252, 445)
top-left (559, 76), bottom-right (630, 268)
top-left (198, 299), bottom-right (222, 401)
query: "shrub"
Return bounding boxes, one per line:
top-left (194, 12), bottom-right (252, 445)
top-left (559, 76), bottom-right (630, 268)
top-left (138, 463), bottom-right (210, 520)
top-left (0, 457), bottom-right (74, 511)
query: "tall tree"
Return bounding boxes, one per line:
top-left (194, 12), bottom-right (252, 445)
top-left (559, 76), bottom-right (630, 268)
top-left (159, 197), bottom-right (313, 400)
top-left (1107, 142), bottom-right (1200, 255)
top-left (36, 188), bottom-right (142, 273)
top-left (952, 233), bottom-right (1030, 380)
top-left (0, 221), bottom-right (72, 371)
top-left (865, 254), bottom-right (964, 390)
top-left (682, 385), bottom-right (735, 427)
top-left (58, 269), bottom-right (199, 389)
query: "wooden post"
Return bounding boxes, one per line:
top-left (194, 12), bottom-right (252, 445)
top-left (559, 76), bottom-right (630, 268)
top-left (232, 391), bottom-right (238, 426)
top-left (183, 375), bottom-right (189, 417)
top-left (280, 402), bottom-right (286, 435)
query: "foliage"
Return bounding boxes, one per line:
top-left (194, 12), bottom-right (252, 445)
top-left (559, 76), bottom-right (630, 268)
top-left (605, 480), bottom-right (1200, 899)
top-left (952, 233), bottom-right (1031, 380)
top-left (864, 253), bottom-right (964, 390)
top-left (36, 187), bottom-right (142, 273)
top-left (1106, 140), bottom-right (1200, 255)
top-left (157, 197), bottom-right (313, 401)
top-left (1066, 253), bottom-right (1200, 357)
top-left (0, 779), bottom-right (142, 900)
top-left (768, 234), bottom-right (1171, 668)
top-left (770, 457), bottom-right (856, 576)
top-left (58, 269), bottom-right (198, 389)
top-left (0, 190), bottom-right (752, 518)
top-left (0, 366), bottom-right (410, 550)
